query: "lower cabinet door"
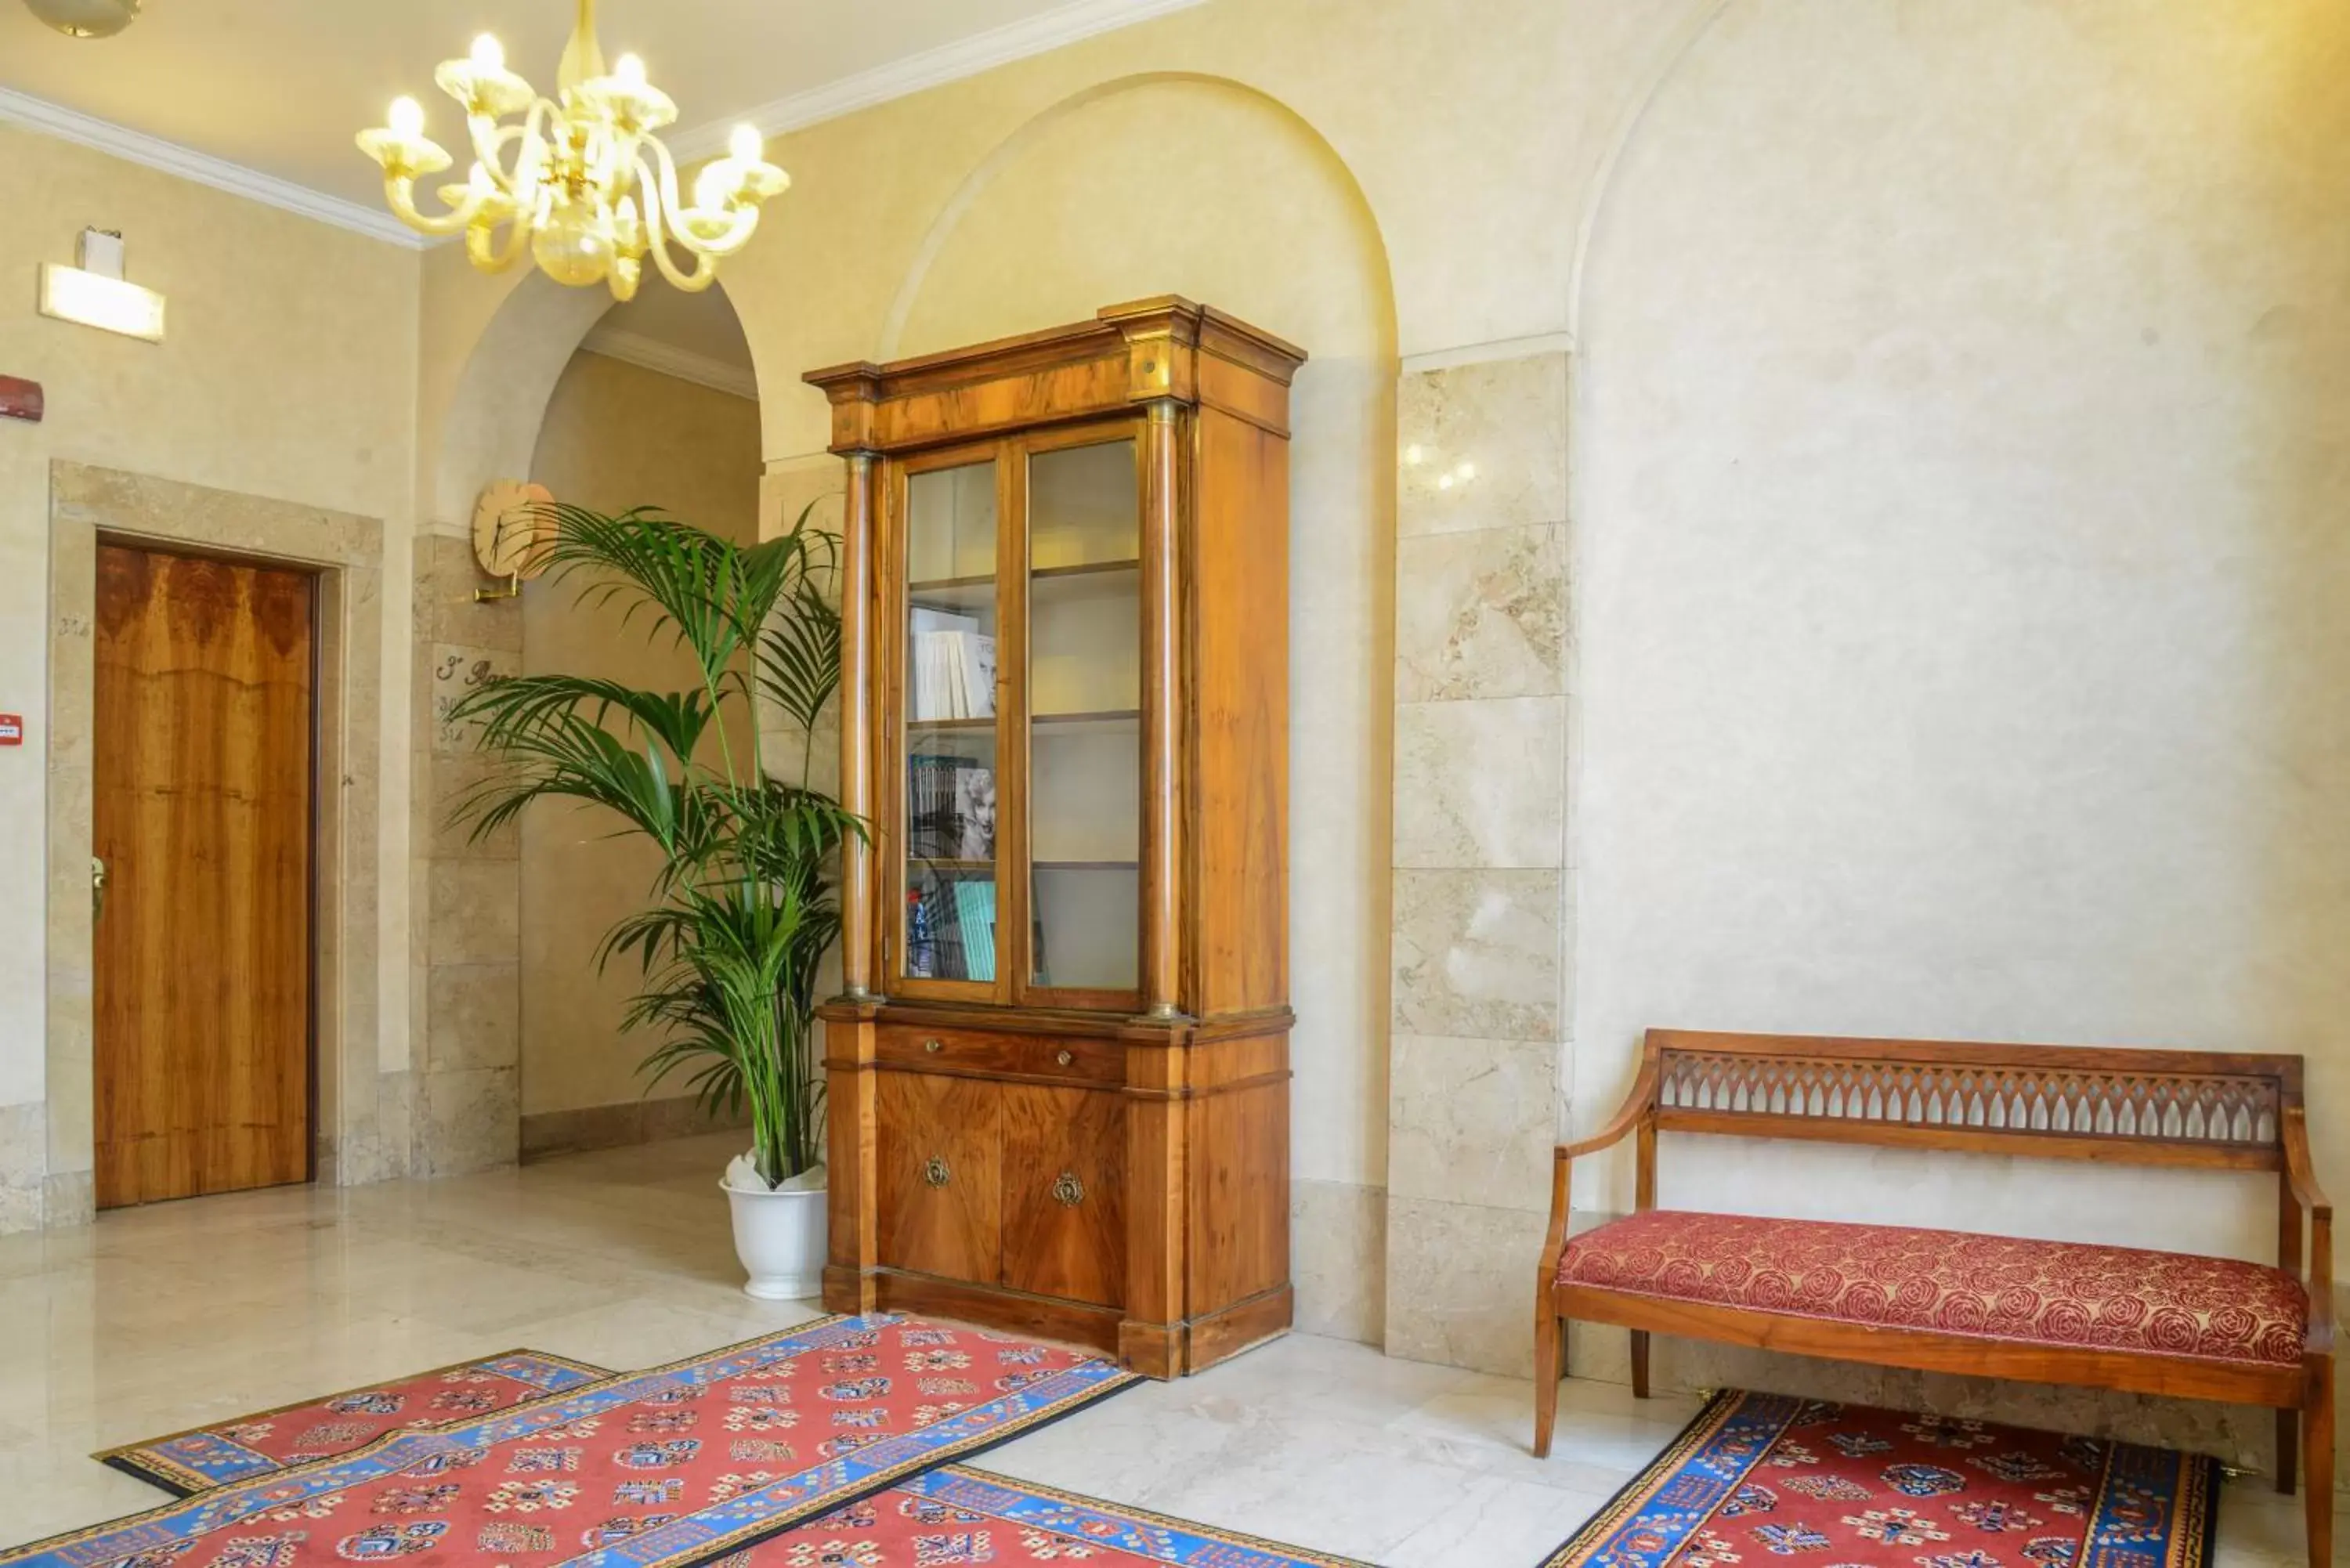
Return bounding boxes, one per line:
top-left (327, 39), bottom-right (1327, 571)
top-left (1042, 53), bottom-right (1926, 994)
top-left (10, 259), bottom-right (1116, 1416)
top-left (998, 1084), bottom-right (1126, 1307)
top-left (877, 1072), bottom-right (1001, 1282)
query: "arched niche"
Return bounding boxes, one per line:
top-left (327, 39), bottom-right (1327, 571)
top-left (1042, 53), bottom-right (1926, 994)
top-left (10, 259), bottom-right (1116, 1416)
top-left (432, 273), bottom-right (615, 529)
top-left (880, 75), bottom-right (1401, 1314)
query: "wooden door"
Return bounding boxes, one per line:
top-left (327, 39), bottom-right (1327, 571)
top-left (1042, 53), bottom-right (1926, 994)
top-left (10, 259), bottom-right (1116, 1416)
top-left (998, 1083), bottom-right (1126, 1306)
top-left (874, 1072), bottom-right (1000, 1280)
top-left (93, 543), bottom-right (315, 1209)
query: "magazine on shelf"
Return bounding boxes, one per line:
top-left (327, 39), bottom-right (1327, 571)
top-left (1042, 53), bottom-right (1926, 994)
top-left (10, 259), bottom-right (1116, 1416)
top-left (909, 607), bottom-right (996, 721)
top-left (909, 755), bottom-right (993, 862)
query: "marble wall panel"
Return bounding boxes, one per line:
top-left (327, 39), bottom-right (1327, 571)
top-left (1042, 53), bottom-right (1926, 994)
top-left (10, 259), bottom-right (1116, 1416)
top-left (1394, 697), bottom-right (1566, 869)
top-left (1394, 525), bottom-right (1568, 703)
top-left (1386, 1193), bottom-right (1548, 1377)
top-left (1387, 1035), bottom-right (1558, 1212)
top-left (1391, 869), bottom-right (1565, 1042)
top-left (1291, 1177), bottom-right (1388, 1345)
top-left (1397, 355), bottom-right (1569, 539)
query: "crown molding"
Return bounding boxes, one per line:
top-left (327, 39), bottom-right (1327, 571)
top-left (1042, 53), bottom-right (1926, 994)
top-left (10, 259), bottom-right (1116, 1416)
top-left (0, 85), bottom-right (428, 249)
top-left (667, 0), bottom-right (1208, 162)
top-left (1401, 333), bottom-right (1576, 374)
top-left (580, 326), bottom-right (759, 401)
top-left (0, 0), bottom-right (1201, 251)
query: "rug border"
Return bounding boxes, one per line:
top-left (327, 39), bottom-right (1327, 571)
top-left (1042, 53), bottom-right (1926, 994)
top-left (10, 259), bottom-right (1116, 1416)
top-left (1536, 1388), bottom-right (1765, 1568)
top-left (935, 1464), bottom-right (1382, 1568)
top-left (1535, 1388), bottom-right (2230, 1568)
top-left (89, 1346), bottom-right (617, 1500)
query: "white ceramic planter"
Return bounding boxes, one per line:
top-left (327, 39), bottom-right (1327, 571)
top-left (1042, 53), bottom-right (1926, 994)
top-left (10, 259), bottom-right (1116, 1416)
top-left (722, 1165), bottom-right (827, 1301)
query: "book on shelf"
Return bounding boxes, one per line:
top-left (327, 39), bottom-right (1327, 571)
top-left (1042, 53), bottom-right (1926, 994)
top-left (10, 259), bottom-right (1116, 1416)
top-left (909, 607), bottom-right (996, 721)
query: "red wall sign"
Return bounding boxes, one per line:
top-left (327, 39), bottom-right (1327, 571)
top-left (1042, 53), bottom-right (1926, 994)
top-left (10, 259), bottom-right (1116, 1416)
top-left (0, 377), bottom-right (42, 424)
top-left (0, 715), bottom-right (22, 745)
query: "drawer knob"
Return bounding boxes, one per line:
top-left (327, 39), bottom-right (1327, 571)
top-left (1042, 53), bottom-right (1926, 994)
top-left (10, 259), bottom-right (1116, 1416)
top-left (1054, 1049), bottom-right (1074, 1068)
top-left (923, 1156), bottom-right (951, 1188)
top-left (1051, 1171), bottom-right (1086, 1207)
top-left (923, 1037), bottom-right (945, 1054)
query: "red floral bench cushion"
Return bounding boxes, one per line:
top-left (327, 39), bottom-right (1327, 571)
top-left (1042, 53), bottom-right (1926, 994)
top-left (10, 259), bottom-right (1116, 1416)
top-left (1559, 1209), bottom-right (2306, 1367)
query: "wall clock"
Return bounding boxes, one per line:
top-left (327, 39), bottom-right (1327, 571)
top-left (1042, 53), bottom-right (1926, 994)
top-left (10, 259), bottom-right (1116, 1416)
top-left (470, 479), bottom-right (555, 602)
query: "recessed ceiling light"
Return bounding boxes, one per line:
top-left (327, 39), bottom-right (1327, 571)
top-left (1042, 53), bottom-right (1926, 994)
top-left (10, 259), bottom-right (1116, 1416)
top-left (24, 0), bottom-right (143, 40)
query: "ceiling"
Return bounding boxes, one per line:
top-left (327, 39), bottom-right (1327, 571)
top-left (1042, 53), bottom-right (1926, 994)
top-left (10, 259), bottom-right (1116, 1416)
top-left (1, 0), bottom-right (1194, 374)
top-left (0, 0), bottom-right (1185, 209)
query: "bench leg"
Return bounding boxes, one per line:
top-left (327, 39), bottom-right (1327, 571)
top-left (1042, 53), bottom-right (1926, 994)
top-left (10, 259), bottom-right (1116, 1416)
top-left (1632, 1330), bottom-right (1650, 1399)
top-left (1534, 1299), bottom-right (1564, 1458)
top-left (2278, 1406), bottom-right (2298, 1496)
top-left (2305, 1358), bottom-right (2334, 1568)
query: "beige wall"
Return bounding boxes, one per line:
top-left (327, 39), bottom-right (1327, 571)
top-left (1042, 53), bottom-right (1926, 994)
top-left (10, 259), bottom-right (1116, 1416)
top-left (522, 350), bottom-right (765, 1118)
top-left (1572, 0), bottom-right (2350, 1248)
top-left (0, 125), bottom-right (419, 1226)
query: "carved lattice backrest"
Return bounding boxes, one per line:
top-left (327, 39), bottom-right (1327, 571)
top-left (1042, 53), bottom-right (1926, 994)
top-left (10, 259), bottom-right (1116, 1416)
top-left (1651, 1035), bottom-right (2291, 1162)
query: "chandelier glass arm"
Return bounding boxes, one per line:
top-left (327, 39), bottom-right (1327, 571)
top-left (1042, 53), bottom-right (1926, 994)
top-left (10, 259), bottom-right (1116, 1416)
top-left (634, 152), bottom-right (721, 292)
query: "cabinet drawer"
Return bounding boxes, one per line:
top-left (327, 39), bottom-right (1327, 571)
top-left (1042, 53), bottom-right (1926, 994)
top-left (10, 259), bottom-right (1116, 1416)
top-left (877, 1024), bottom-right (1123, 1087)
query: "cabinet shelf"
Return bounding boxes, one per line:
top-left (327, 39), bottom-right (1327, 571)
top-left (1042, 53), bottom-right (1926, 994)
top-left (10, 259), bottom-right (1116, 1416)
top-left (910, 558), bottom-right (1142, 611)
top-left (910, 858), bottom-right (1137, 873)
top-left (908, 709), bottom-right (1141, 736)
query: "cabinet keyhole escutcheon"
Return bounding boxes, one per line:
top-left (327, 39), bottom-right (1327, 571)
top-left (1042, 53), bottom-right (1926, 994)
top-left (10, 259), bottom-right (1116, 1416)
top-left (923, 1156), bottom-right (951, 1188)
top-left (924, 1037), bottom-right (944, 1054)
top-left (1051, 1171), bottom-right (1085, 1207)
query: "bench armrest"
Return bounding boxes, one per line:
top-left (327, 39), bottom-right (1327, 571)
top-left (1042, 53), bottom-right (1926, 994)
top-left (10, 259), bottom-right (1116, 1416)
top-left (1538, 1059), bottom-right (1660, 1280)
top-left (2284, 1105), bottom-right (2334, 1349)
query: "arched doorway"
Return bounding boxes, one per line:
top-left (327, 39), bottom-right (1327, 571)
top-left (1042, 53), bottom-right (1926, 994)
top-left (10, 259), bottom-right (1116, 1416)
top-left (415, 276), bottom-right (768, 1176)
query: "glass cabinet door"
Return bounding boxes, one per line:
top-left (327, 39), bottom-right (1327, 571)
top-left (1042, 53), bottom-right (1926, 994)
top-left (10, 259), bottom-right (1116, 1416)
top-left (1021, 433), bottom-right (1142, 1003)
top-left (898, 454), bottom-right (1002, 992)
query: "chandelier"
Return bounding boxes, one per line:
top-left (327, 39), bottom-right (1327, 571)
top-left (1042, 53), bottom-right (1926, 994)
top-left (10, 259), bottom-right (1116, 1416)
top-left (355, 0), bottom-right (787, 298)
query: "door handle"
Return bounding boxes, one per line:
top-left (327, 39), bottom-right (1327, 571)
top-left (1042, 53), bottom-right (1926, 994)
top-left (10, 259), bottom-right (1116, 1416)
top-left (91, 855), bottom-right (107, 923)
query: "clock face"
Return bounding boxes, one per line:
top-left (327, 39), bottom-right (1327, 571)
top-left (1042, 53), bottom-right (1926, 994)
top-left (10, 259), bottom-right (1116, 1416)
top-left (472, 481), bottom-right (556, 580)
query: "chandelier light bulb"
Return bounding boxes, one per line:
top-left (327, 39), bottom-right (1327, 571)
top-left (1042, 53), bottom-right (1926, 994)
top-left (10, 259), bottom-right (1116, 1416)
top-left (389, 96), bottom-right (425, 138)
top-left (615, 52), bottom-right (647, 86)
top-left (470, 34), bottom-right (505, 71)
top-left (729, 125), bottom-right (764, 164)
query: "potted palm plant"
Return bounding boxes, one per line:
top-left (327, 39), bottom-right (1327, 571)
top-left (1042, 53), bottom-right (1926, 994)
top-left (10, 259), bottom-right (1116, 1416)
top-left (450, 501), bottom-right (859, 1299)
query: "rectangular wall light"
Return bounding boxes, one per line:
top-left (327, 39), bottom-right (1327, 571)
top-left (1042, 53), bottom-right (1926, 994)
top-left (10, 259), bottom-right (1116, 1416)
top-left (39, 262), bottom-right (165, 342)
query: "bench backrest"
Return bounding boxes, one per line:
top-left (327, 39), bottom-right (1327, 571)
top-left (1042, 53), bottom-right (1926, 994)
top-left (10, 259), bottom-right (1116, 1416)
top-left (1643, 1028), bottom-right (2302, 1173)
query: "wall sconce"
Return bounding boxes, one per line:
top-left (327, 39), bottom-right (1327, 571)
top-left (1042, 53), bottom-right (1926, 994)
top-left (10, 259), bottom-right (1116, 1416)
top-left (39, 229), bottom-right (164, 343)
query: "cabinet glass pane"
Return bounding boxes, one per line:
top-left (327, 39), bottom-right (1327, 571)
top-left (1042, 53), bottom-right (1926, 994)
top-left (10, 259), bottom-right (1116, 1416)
top-left (902, 460), bottom-right (1000, 985)
top-left (1025, 439), bottom-right (1141, 992)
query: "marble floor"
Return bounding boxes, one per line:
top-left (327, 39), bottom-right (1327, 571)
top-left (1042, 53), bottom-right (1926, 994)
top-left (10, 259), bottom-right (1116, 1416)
top-left (0, 1133), bottom-right (2338, 1565)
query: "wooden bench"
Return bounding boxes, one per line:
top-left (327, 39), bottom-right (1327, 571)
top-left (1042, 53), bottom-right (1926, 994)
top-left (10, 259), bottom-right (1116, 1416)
top-left (1535, 1029), bottom-right (2336, 1566)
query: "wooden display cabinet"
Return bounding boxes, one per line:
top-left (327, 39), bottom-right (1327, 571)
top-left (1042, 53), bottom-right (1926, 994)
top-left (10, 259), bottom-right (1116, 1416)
top-left (808, 298), bottom-right (1303, 1378)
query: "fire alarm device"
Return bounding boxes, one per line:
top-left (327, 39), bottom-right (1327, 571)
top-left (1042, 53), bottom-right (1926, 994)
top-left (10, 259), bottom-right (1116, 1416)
top-left (0, 377), bottom-right (42, 424)
top-left (0, 715), bottom-right (22, 745)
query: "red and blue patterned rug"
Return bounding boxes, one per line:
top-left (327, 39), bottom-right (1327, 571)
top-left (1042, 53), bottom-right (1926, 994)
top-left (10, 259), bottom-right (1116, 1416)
top-left (1540, 1389), bottom-right (2221, 1568)
top-left (95, 1349), bottom-right (613, 1496)
top-left (20, 1313), bottom-right (1368, 1568)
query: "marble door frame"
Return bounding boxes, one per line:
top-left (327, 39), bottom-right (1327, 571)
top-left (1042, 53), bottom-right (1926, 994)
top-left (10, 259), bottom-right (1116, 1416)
top-left (43, 462), bottom-right (390, 1228)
